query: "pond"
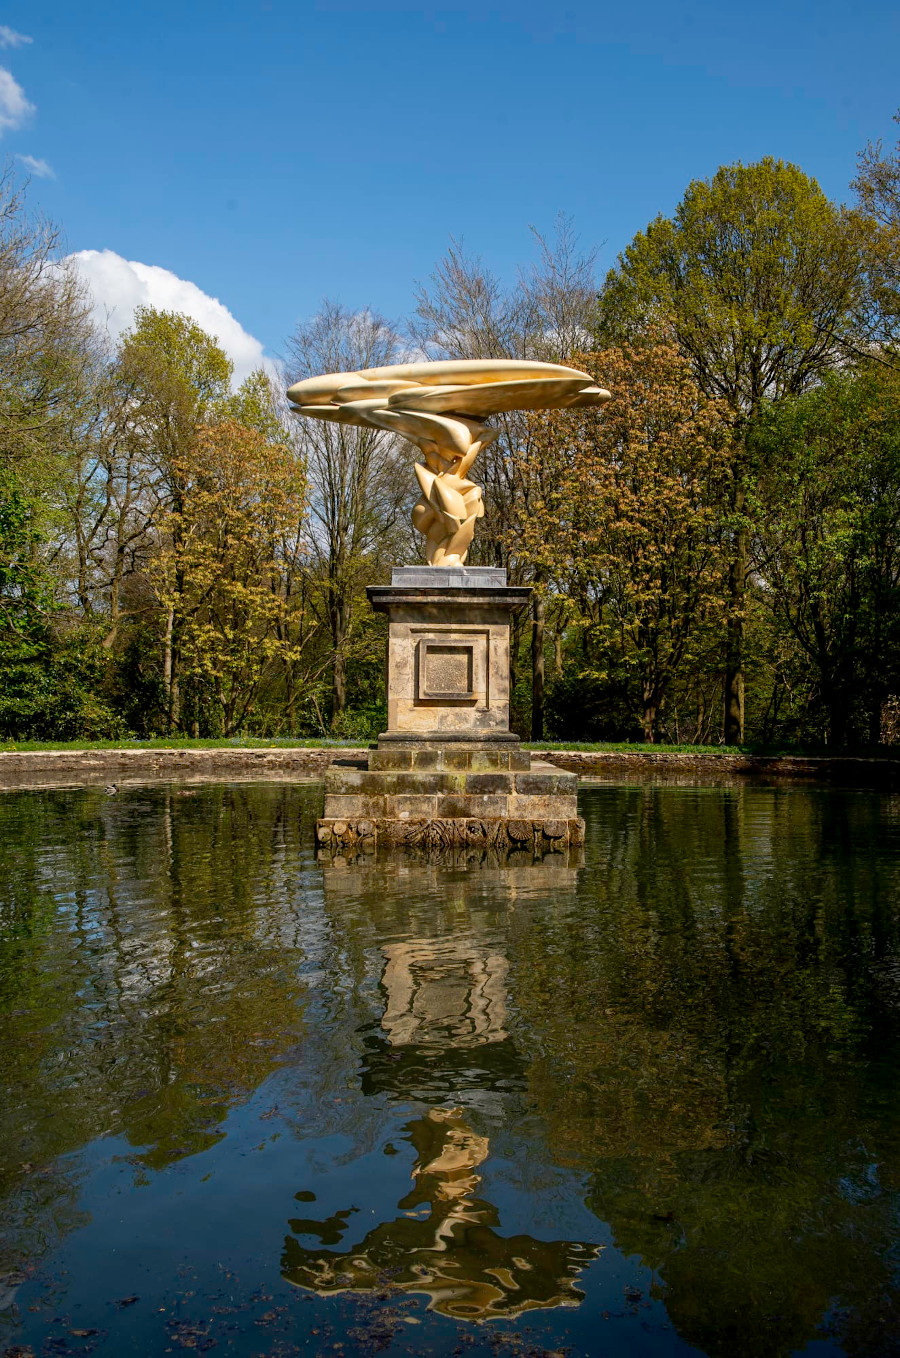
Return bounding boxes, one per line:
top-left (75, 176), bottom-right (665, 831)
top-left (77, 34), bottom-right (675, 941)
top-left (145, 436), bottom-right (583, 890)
top-left (1, 781), bottom-right (899, 1358)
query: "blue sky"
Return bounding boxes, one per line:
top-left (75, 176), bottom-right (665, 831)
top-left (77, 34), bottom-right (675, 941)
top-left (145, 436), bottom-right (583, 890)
top-left (3, 0), bottom-right (899, 374)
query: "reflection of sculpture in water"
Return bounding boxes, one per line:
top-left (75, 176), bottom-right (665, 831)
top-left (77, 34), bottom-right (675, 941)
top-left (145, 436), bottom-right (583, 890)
top-left (281, 1107), bottom-right (599, 1319)
top-left (287, 360), bottom-right (610, 566)
top-left (380, 936), bottom-right (509, 1049)
top-left (361, 932), bottom-right (525, 1105)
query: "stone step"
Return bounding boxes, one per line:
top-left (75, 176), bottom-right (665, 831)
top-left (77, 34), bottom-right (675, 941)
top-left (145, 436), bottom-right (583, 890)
top-left (324, 766), bottom-right (576, 796)
top-left (322, 790), bottom-right (579, 821)
top-left (368, 742), bottom-right (531, 772)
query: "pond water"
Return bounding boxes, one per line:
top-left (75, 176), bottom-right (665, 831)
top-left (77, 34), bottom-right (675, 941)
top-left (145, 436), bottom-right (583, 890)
top-left (1, 781), bottom-right (900, 1358)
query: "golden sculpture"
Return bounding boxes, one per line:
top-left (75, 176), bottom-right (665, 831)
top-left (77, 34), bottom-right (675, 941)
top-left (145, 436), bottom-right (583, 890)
top-left (287, 360), bottom-right (611, 567)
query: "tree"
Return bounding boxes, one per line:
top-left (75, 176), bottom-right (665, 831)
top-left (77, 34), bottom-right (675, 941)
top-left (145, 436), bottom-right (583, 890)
top-left (516, 340), bottom-right (732, 741)
top-left (853, 108), bottom-right (900, 359)
top-left (0, 167), bottom-right (97, 476)
top-left (0, 166), bottom-right (113, 737)
top-left (597, 158), bottom-right (863, 742)
top-left (751, 367), bottom-right (900, 746)
top-left (284, 301), bottom-right (407, 724)
top-left (413, 216), bottom-right (599, 736)
top-left (151, 418), bottom-right (310, 736)
top-left (114, 308), bottom-right (233, 728)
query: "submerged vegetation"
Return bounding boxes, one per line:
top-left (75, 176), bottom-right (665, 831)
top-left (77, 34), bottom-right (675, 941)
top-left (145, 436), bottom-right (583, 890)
top-left (3, 116), bottom-right (900, 747)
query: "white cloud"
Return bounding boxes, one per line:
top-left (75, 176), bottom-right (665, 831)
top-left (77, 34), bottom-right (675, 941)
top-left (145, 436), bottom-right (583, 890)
top-left (0, 66), bottom-right (33, 136)
top-left (17, 153), bottom-right (53, 178)
top-left (67, 248), bottom-right (269, 386)
top-left (0, 27), bottom-right (32, 49)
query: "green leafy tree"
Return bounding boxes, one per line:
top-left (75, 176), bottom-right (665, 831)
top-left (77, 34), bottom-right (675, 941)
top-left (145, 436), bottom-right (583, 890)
top-left (514, 340), bottom-right (732, 742)
top-left (151, 418), bottom-right (311, 736)
top-left (114, 308), bottom-right (233, 728)
top-left (0, 169), bottom-right (113, 738)
top-left (597, 158), bottom-right (863, 742)
top-left (751, 367), bottom-right (900, 746)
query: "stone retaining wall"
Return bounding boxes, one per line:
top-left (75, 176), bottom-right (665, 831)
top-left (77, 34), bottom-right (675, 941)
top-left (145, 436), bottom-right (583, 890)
top-left (539, 749), bottom-right (900, 787)
top-left (0, 746), bottom-right (368, 790)
top-left (0, 746), bottom-right (897, 790)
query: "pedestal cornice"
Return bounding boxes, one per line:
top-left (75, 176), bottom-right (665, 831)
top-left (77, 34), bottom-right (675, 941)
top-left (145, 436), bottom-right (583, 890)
top-left (367, 585), bottom-right (531, 612)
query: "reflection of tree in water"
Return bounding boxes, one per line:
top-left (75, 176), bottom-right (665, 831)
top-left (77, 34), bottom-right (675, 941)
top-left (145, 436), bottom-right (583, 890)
top-left (513, 785), bottom-right (900, 1357)
top-left (0, 785), bottom-right (318, 1284)
top-left (282, 1107), bottom-right (599, 1320)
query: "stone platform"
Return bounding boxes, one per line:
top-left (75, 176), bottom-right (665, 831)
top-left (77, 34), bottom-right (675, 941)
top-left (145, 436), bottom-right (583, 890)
top-left (316, 566), bottom-right (583, 853)
top-left (316, 738), bottom-right (583, 851)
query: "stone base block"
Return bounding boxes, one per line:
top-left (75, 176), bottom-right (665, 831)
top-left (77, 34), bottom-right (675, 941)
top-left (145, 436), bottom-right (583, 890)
top-left (321, 756), bottom-right (579, 823)
top-left (369, 740), bottom-right (531, 772)
top-left (315, 815), bottom-right (586, 854)
top-left (317, 731), bottom-right (581, 856)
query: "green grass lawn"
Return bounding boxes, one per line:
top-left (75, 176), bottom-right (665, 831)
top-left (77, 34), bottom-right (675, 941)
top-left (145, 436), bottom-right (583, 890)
top-left (2, 735), bottom-right (897, 757)
top-left (0, 734), bottom-right (861, 756)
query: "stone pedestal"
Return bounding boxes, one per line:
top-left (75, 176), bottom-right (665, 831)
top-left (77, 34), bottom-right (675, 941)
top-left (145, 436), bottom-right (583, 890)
top-left (316, 567), bottom-right (583, 853)
top-left (367, 565), bottom-right (527, 738)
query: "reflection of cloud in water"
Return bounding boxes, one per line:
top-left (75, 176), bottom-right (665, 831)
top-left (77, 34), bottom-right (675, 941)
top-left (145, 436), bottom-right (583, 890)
top-left (282, 1108), bottom-right (600, 1320)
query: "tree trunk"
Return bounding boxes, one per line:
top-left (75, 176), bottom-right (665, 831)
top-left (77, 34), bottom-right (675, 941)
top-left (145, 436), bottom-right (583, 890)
top-left (724, 485), bottom-right (747, 745)
top-left (332, 649), bottom-right (347, 722)
top-left (284, 664), bottom-right (297, 736)
top-left (327, 586), bottom-right (348, 722)
top-left (824, 679), bottom-right (850, 749)
top-left (103, 569), bottom-right (121, 650)
top-left (642, 688), bottom-right (657, 743)
top-left (162, 608), bottom-right (180, 732)
top-left (163, 607), bottom-right (174, 732)
top-left (531, 591), bottom-right (545, 741)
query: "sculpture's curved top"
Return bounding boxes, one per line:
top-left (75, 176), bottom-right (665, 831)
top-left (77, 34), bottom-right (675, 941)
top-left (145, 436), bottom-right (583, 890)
top-left (287, 360), bottom-right (611, 567)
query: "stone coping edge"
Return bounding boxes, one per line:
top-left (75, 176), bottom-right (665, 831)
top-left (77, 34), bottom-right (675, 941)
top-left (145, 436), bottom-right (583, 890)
top-left (545, 749), bottom-right (900, 786)
top-left (375, 731), bottom-right (521, 744)
top-left (0, 746), bottom-right (897, 788)
top-left (0, 747), bottom-right (367, 776)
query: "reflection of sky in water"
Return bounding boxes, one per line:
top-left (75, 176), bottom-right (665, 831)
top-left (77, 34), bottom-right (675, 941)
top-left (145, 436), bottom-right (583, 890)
top-left (2, 781), bottom-right (900, 1356)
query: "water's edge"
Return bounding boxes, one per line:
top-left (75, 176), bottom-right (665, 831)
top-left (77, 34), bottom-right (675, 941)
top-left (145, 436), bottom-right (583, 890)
top-left (1, 745), bottom-right (898, 791)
